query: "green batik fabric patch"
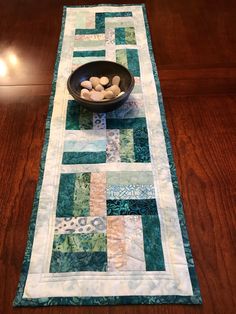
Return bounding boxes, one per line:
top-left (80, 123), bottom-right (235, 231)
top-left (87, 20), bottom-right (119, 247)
top-left (142, 215), bottom-right (165, 271)
top-left (120, 129), bottom-right (135, 162)
top-left (50, 252), bottom-right (107, 272)
top-left (107, 199), bottom-right (158, 216)
top-left (125, 27), bottom-right (136, 44)
top-left (62, 151), bottom-right (106, 164)
top-left (116, 48), bottom-right (128, 68)
top-left (66, 101), bottom-right (93, 130)
top-left (79, 107), bottom-right (93, 130)
top-left (73, 173), bottom-right (90, 216)
top-left (106, 118), bottom-right (150, 163)
top-left (116, 49), bottom-right (140, 76)
top-left (107, 171), bottom-right (154, 186)
top-left (52, 233), bottom-right (106, 253)
top-left (56, 173), bottom-right (91, 217)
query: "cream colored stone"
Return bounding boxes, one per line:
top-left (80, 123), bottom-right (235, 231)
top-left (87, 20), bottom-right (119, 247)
top-left (108, 85), bottom-right (121, 96)
top-left (81, 80), bottom-right (92, 90)
top-left (100, 76), bottom-right (109, 86)
top-left (95, 84), bottom-right (104, 92)
top-left (112, 75), bottom-right (121, 86)
top-left (90, 90), bottom-right (104, 101)
top-left (80, 88), bottom-right (90, 100)
top-left (89, 76), bottom-right (100, 88)
top-left (104, 90), bottom-right (115, 99)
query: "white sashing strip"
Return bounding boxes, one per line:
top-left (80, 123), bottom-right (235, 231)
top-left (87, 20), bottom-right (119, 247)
top-left (61, 162), bottom-right (153, 174)
top-left (105, 28), bottom-right (115, 61)
top-left (124, 216), bottom-right (146, 271)
top-left (64, 129), bottom-right (106, 141)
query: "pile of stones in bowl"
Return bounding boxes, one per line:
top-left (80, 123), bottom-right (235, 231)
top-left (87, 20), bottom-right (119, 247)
top-left (80, 75), bottom-right (125, 101)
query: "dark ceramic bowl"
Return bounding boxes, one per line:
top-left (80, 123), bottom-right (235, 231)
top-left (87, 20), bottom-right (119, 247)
top-left (67, 61), bottom-right (135, 113)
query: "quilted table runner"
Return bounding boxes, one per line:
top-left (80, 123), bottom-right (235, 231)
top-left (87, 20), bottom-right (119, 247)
top-left (14, 4), bottom-right (201, 306)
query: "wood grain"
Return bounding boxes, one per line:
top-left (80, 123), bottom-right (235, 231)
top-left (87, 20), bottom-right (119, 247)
top-left (0, 0), bottom-right (235, 314)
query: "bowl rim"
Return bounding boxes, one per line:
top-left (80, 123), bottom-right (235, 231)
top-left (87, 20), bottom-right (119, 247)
top-left (67, 60), bottom-right (135, 105)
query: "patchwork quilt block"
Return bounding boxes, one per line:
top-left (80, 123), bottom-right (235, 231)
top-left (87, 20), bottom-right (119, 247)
top-left (52, 170), bottom-right (164, 274)
top-left (14, 4), bottom-right (201, 306)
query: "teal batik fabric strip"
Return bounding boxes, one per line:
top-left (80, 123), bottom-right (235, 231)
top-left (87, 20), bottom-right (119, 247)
top-left (62, 151), bottom-right (106, 164)
top-left (52, 233), bottom-right (106, 253)
top-left (104, 12), bottom-right (132, 18)
top-left (50, 252), bottom-right (107, 272)
top-left (79, 106), bottom-right (93, 130)
top-left (73, 173), bottom-right (90, 216)
top-left (133, 126), bottom-right (151, 162)
top-left (66, 102), bottom-right (93, 130)
top-left (66, 100), bottom-right (80, 130)
top-left (56, 174), bottom-right (76, 217)
top-left (115, 28), bottom-right (126, 45)
top-left (106, 117), bottom-right (146, 129)
top-left (107, 199), bottom-right (158, 216)
top-left (126, 49), bottom-right (140, 76)
top-left (73, 50), bottom-right (105, 57)
top-left (142, 215), bottom-right (165, 271)
top-left (79, 107), bottom-right (93, 130)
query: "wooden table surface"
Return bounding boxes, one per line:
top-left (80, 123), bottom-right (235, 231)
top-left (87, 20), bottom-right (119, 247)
top-left (0, 1), bottom-right (235, 313)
